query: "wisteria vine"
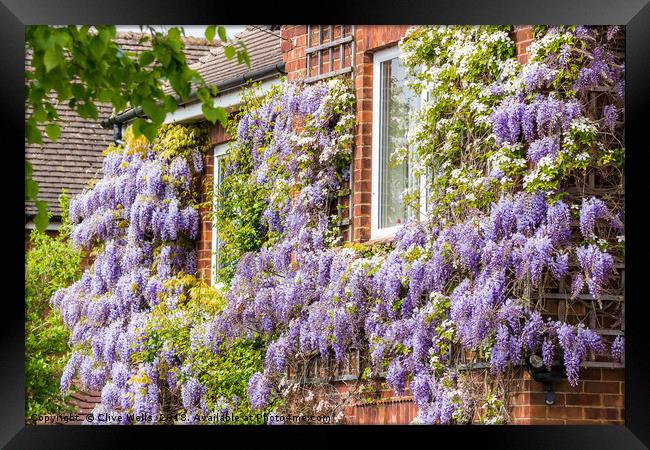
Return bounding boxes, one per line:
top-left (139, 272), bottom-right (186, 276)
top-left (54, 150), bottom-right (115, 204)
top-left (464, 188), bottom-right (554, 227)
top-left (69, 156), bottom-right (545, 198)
top-left (54, 25), bottom-right (625, 425)
top-left (207, 25), bottom-right (624, 425)
top-left (53, 125), bottom-right (210, 423)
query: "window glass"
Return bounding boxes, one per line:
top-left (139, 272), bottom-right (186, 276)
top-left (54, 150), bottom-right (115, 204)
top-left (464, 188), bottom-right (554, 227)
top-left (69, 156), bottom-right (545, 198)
top-left (378, 56), bottom-right (421, 229)
top-left (212, 145), bottom-right (229, 283)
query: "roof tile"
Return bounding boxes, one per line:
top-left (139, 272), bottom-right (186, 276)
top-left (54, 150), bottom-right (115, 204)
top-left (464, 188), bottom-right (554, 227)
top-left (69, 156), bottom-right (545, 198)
top-left (25, 31), bottom-right (216, 218)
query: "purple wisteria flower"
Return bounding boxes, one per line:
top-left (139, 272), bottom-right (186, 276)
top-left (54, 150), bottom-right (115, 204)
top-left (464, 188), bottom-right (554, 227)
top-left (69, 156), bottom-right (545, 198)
top-left (527, 136), bottom-right (559, 166)
top-left (576, 244), bottom-right (615, 300)
top-left (579, 197), bottom-right (609, 239)
top-left (602, 104), bottom-right (618, 130)
top-left (610, 336), bottom-right (624, 361)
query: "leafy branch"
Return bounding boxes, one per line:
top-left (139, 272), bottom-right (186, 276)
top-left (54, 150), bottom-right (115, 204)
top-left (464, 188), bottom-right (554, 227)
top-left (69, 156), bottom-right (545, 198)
top-left (25, 25), bottom-right (249, 231)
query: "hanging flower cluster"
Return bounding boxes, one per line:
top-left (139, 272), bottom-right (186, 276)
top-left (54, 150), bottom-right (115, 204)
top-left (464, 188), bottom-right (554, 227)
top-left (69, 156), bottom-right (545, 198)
top-left (206, 78), bottom-right (357, 393)
top-left (52, 125), bottom-right (210, 423)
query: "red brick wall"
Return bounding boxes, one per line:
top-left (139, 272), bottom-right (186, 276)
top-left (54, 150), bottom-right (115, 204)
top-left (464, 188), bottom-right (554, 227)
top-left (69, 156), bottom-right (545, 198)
top-left (510, 367), bottom-right (624, 424)
top-left (196, 151), bottom-right (214, 285)
top-left (281, 26), bottom-right (308, 81)
top-left (196, 122), bottom-right (233, 285)
top-left (513, 25), bottom-right (534, 64)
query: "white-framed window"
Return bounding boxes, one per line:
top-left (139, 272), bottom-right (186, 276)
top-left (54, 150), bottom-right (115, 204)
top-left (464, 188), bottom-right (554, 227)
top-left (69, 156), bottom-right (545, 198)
top-left (211, 142), bottom-right (230, 284)
top-left (371, 46), bottom-right (425, 240)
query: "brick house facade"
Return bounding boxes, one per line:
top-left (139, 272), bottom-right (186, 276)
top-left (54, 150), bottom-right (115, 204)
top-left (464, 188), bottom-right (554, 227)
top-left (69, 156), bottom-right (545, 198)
top-left (195, 25), bottom-right (625, 425)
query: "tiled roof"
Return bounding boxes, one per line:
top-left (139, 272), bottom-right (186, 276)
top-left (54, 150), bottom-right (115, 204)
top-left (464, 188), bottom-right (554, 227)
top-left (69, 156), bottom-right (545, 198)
top-left (188, 25), bottom-right (283, 91)
top-left (25, 32), bottom-right (216, 219)
top-left (114, 31), bottom-right (216, 65)
top-left (25, 100), bottom-right (115, 219)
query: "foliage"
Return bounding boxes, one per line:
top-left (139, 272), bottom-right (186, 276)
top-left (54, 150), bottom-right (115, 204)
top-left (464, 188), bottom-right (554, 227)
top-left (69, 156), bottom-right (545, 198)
top-left (25, 25), bottom-right (248, 231)
top-left (52, 122), bottom-right (276, 424)
top-left (26, 193), bottom-right (81, 421)
top-left (25, 25), bottom-right (246, 143)
top-left (203, 26), bottom-right (624, 425)
top-left (25, 161), bottom-right (50, 232)
top-left (213, 83), bottom-right (285, 282)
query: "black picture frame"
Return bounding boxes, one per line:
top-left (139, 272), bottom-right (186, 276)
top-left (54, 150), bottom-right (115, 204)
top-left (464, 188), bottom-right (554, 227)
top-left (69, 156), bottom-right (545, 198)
top-left (4, 0), bottom-right (649, 448)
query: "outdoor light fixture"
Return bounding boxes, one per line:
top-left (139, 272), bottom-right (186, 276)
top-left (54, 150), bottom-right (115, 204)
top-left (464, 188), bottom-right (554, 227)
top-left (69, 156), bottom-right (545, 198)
top-left (528, 354), bottom-right (544, 369)
top-left (525, 354), bottom-right (566, 406)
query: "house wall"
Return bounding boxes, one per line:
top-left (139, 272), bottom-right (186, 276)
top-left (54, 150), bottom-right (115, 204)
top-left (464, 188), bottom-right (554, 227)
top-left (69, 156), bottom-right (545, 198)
top-left (510, 367), bottom-right (624, 424)
top-left (194, 25), bottom-right (625, 425)
top-left (282, 24), bottom-right (625, 425)
top-left (197, 122), bottom-right (233, 285)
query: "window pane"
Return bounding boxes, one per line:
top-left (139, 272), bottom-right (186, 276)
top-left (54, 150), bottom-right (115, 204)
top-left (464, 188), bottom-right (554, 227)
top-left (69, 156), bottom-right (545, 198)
top-left (216, 156), bottom-right (226, 185)
top-left (378, 57), bottom-right (420, 229)
top-left (213, 153), bottom-right (227, 281)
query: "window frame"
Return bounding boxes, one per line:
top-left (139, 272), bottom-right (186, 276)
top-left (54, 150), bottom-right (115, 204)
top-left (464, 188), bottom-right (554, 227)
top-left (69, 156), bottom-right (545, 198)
top-left (371, 45), bottom-right (427, 240)
top-left (211, 142), bottom-right (230, 284)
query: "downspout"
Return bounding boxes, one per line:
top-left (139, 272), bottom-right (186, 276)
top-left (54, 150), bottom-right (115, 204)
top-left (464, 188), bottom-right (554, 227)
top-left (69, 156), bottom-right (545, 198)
top-left (113, 122), bottom-right (124, 145)
top-left (100, 62), bottom-right (286, 143)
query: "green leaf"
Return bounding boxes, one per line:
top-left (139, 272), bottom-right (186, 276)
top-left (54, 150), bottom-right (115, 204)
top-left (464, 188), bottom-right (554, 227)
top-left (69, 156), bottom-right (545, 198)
top-left (45, 123), bottom-right (61, 142)
top-left (196, 87), bottom-right (210, 103)
top-left (32, 108), bottom-right (48, 122)
top-left (43, 47), bottom-right (61, 72)
top-left (139, 121), bottom-right (158, 141)
top-left (26, 177), bottom-right (39, 200)
top-left (71, 84), bottom-right (85, 100)
top-left (26, 119), bottom-right (42, 144)
top-left (131, 118), bottom-right (142, 137)
top-left (238, 42), bottom-right (250, 67)
top-left (25, 161), bottom-right (33, 178)
top-left (34, 200), bottom-right (49, 232)
top-left (163, 95), bottom-right (177, 113)
top-left (202, 103), bottom-right (227, 126)
top-left (202, 103), bottom-right (218, 124)
top-left (76, 101), bottom-right (98, 119)
top-left (153, 45), bottom-right (171, 66)
top-left (89, 36), bottom-right (107, 58)
top-left (218, 26), bottom-right (227, 42)
top-left (205, 26), bottom-right (216, 43)
top-left (224, 46), bottom-right (236, 59)
top-left (214, 106), bottom-right (227, 126)
top-left (138, 51), bottom-right (155, 66)
top-left (168, 27), bottom-right (181, 43)
top-left (142, 99), bottom-right (166, 125)
top-left (167, 27), bottom-right (181, 41)
top-left (96, 90), bottom-right (112, 103)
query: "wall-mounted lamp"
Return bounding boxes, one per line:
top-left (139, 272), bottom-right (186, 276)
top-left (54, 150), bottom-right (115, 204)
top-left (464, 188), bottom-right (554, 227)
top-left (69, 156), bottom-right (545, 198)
top-left (526, 354), bottom-right (566, 406)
